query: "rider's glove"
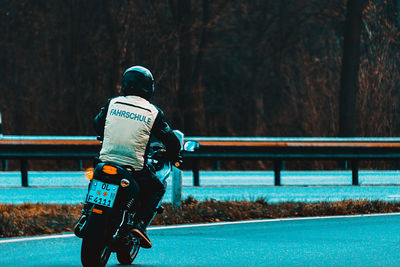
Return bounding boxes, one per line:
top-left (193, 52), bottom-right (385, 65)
top-left (152, 149), bottom-right (167, 161)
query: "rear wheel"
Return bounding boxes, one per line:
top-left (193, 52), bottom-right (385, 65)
top-left (116, 237), bottom-right (141, 265)
top-left (81, 237), bottom-right (111, 267)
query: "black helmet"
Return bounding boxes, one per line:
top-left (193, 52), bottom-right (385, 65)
top-left (121, 66), bottom-right (155, 100)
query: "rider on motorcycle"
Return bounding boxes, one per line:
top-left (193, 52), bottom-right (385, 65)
top-left (93, 66), bottom-right (181, 248)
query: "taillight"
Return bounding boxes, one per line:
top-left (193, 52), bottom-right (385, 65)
top-left (120, 179), bottom-right (130, 187)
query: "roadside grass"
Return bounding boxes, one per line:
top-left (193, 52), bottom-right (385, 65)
top-left (1, 197), bottom-right (400, 238)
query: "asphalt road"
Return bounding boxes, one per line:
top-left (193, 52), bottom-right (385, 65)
top-left (1, 214), bottom-right (400, 267)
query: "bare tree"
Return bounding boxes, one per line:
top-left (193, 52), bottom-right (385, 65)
top-left (338, 0), bottom-right (365, 137)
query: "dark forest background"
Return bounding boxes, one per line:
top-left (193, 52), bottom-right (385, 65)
top-left (1, 0), bottom-right (399, 138)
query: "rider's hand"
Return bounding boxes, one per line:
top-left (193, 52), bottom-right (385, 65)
top-left (152, 149), bottom-right (167, 161)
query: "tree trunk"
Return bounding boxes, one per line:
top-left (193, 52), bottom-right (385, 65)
top-left (338, 0), bottom-right (363, 137)
top-left (174, 0), bottom-right (207, 135)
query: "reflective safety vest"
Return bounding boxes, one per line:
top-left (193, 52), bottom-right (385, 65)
top-left (99, 95), bottom-right (159, 170)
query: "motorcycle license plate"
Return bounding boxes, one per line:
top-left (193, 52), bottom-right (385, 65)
top-left (86, 180), bottom-right (119, 208)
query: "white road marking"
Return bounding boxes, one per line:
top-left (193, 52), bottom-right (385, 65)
top-left (0, 233), bottom-right (75, 244)
top-left (149, 212), bottom-right (400, 230)
top-left (1, 212), bottom-right (400, 244)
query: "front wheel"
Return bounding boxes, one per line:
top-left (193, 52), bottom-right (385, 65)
top-left (116, 237), bottom-right (141, 265)
top-left (81, 237), bottom-right (111, 267)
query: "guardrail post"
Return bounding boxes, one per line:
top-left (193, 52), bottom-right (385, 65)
top-left (213, 160), bottom-right (221, 170)
top-left (0, 111), bottom-right (5, 171)
top-left (172, 167), bottom-right (182, 207)
top-left (352, 159), bottom-right (359, 185)
top-left (193, 160), bottom-right (200, 186)
top-left (340, 160), bottom-right (349, 170)
top-left (77, 160), bottom-right (83, 170)
top-left (274, 159), bottom-right (283, 186)
top-left (1, 160), bottom-right (7, 171)
top-left (172, 130), bottom-right (184, 207)
top-left (21, 159), bottom-right (29, 187)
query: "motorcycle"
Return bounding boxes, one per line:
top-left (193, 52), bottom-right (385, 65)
top-left (74, 134), bottom-right (198, 267)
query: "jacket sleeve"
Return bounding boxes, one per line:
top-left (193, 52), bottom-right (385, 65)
top-left (151, 108), bottom-right (182, 161)
top-left (93, 98), bottom-right (112, 138)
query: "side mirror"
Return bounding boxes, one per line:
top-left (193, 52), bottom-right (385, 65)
top-left (183, 141), bottom-right (200, 152)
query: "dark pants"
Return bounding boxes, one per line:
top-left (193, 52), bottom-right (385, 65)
top-left (133, 166), bottom-right (166, 224)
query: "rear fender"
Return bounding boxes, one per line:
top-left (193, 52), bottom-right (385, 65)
top-left (83, 206), bottom-right (119, 240)
top-left (92, 163), bottom-right (140, 204)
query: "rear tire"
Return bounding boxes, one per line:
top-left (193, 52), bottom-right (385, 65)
top-left (81, 237), bottom-right (111, 267)
top-left (116, 237), bottom-right (141, 265)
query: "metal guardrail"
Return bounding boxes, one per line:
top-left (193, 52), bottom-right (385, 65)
top-left (1, 135), bottom-right (400, 187)
top-left (186, 137), bottom-right (400, 186)
top-left (0, 135), bottom-right (99, 187)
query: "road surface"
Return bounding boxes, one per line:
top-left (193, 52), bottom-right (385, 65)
top-left (1, 213), bottom-right (400, 266)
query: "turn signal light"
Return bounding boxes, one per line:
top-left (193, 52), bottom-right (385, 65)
top-left (85, 168), bottom-right (94, 180)
top-left (120, 179), bottom-right (130, 187)
top-left (103, 165), bottom-right (117, 175)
